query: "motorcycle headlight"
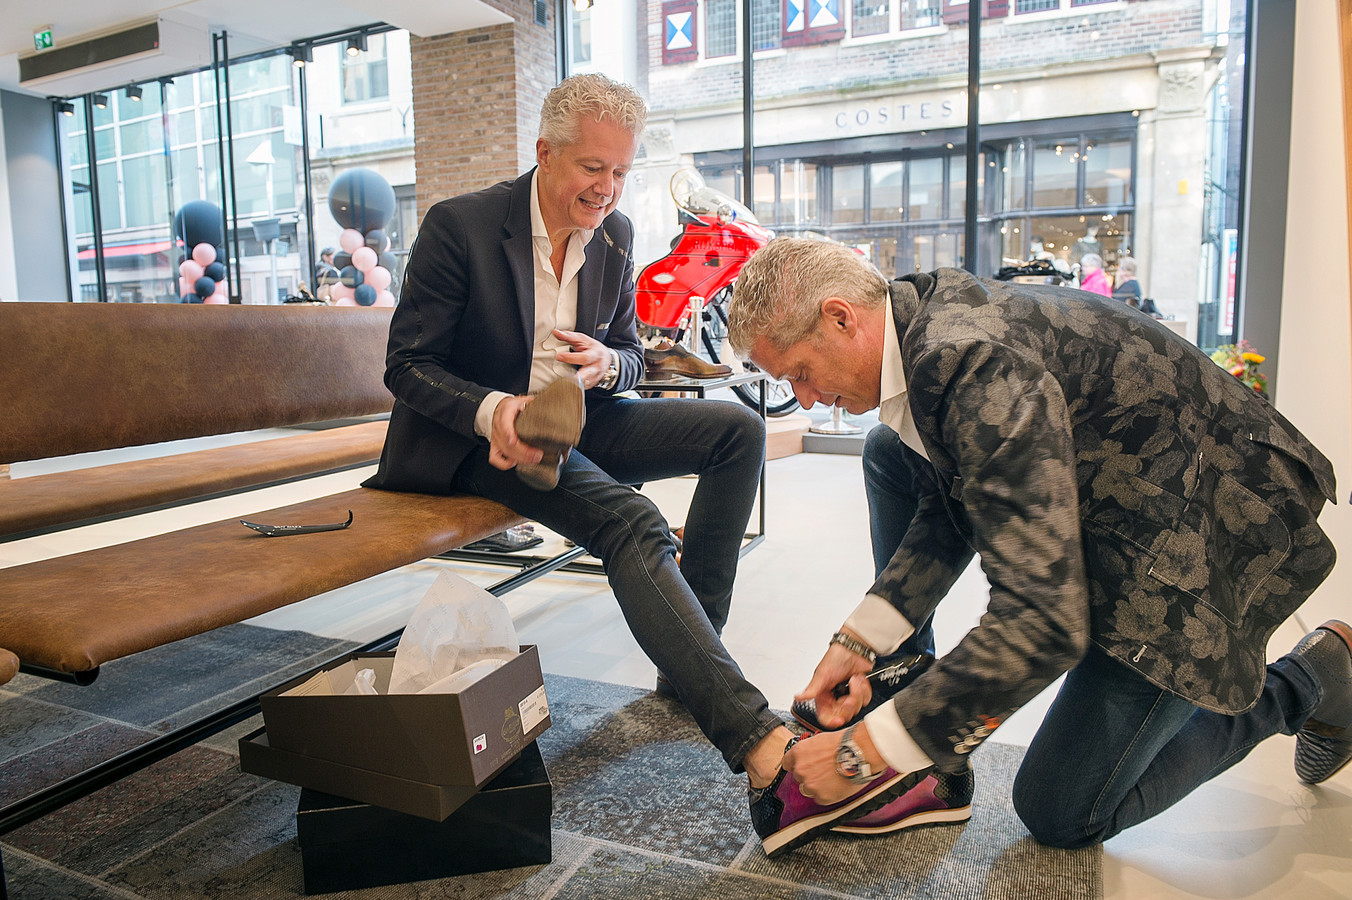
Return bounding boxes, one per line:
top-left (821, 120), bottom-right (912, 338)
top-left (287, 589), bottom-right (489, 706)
top-left (717, 205), bottom-right (737, 225)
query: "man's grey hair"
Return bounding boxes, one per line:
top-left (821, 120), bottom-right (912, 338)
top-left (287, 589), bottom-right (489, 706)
top-left (728, 237), bottom-right (888, 354)
top-left (539, 73), bottom-right (648, 147)
top-left (1117, 255), bottom-right (1137, 276)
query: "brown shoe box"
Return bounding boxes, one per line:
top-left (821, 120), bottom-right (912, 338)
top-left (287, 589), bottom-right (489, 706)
top-left (240, 646), bottom-right (550, 820)
top-left (295, 740), bottom-right (552, 894)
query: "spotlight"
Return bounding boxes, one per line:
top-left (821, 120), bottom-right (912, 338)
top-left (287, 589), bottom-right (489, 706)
top-left (56, 100), bottom-right (75, 117)
top-left (92, 92), bottom-right (108, 109)
top-left (125, 85), bottom-right (142, 101)
top-left (290, 44), bottom-right (312, 67)
top-left (345, 33), bottom-right (366, 56)
top-left (573, 0), bottom-right (594, 9)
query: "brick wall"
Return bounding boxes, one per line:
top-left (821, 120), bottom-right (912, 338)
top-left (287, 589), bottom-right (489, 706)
top-left (647, 0), bottom-right (1205, 114)
top-left (410, 0), bottom-right (557, 219)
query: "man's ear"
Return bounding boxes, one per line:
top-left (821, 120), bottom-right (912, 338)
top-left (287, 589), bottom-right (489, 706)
top-left (820, 297), bottom-right (857, 337)
top-left (536, 137), bottom-right (551, 170)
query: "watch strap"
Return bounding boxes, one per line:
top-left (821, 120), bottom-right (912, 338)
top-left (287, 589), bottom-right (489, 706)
top-left (831, 631), bottom-right (877, 665)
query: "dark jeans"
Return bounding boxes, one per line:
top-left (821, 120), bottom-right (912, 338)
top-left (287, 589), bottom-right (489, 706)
top-left (452, 396), bottom-right (780, 771)
top-left (861, 423), bottom-right (1325, 847)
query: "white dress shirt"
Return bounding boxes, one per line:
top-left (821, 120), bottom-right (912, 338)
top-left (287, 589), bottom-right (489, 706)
top-left (842, 305), bottom-right (936, 776)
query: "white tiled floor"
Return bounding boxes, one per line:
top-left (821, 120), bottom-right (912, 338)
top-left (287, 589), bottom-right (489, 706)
top-left (5, 423), bottom-right (1351, 898)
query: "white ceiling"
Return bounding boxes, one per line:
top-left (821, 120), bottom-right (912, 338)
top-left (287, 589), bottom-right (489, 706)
top-left (0, 0), bottom-right (512, 97)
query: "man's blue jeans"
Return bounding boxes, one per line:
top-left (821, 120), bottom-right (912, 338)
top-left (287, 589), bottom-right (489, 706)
top-left (862, 423), bottom-right (1325, 847)
top-left (453, 396), bottom-right (780, 772)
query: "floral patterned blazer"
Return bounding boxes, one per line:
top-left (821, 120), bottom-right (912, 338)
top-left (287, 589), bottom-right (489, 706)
top-left (874, 268), bottom-right (1338, 772)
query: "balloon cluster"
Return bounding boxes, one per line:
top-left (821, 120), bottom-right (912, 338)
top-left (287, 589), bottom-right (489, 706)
top-left (174, 200), bottom-right (228, 304)
top-left (325, 168), bottom-right (398, 308)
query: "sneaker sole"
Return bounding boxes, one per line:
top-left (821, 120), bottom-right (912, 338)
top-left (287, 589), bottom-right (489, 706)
top-left (760, 768), bottom-right (924, 859)
top-left (831, 804), bottom-right (972, 835)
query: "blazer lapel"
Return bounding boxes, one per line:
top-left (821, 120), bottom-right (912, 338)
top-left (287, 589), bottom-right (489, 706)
top-left (503, 172), bottom-right (537, 349)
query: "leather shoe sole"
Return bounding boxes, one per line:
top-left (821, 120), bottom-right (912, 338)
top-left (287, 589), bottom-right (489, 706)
top-left (514, 374), bottom-right (585, 491)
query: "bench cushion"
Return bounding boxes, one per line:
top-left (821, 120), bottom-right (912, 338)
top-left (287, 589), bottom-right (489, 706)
top-left (0, 488), bottom-right (524, 676)
top-left (0, 649), bottom-right (16, 686)
top-left (0, 420), bottom-right (389, 542)
top-left (0, 303), bottom-right (394, 465)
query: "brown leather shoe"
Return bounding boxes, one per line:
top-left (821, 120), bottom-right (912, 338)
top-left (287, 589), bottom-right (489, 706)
top-left (644, 338), bottom-right (732, 378)
top-left (514, 373), bottom-right (585, 491)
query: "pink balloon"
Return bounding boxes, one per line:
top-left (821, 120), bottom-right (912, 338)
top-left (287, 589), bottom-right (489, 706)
top-left (178, 276), bottom-right (192, 296)
top-left (330, 283), bottom-right (354, 303)
top-left (192, 242), bottom-right (216, 266)
top-left (351, 246), bottom-right (378, 273)
top-left (364, 265), bottom-right (392, 292)
top-left (375, 289), bottom-right (395, 307)
top-left (335, 295), bottom-right (358, 307)
top-left (180, 259), bottom-right (204, 281)
top-left (339, 228), bottom-right (364, 253)
top-left (212, 279), bottom-right (227, 295)
top-left (203, 294), bottom-right (228, 305)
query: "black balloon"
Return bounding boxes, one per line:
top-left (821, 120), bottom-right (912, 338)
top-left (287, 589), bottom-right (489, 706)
top-left (353, 284), bottom-right (377, 306)
top-left (329, 168), bottom-right (396, 233)
top-left (333, 251), bottom-right (352, 270)
top-left (204, 261), bottom-right (226, 282)
top-left (182, 294), bottom-right (201, 304)
top-left (174, 200), bottom-right (224, 249)
top-left (364, 229), bottom-right (388, 252)
top-left (340, 265), bottom-right (364, 288)
top-left (378, 251), bottom-right (398, 272)
top-left (193, 276), bottom-right (217, 298)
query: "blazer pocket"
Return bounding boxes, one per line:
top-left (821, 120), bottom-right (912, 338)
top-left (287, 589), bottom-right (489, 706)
top-left (1147, 462), bottom-right (1291, 628)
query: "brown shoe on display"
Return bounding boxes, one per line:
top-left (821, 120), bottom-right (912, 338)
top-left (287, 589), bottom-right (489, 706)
top-left (644, 338), bottom-right (733, 379)
top-left (514, 373), bottom-right (585, 491)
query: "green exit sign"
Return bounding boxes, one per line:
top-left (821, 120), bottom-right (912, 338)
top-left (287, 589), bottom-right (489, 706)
top-left (33, 27), bottom-right (53, 52)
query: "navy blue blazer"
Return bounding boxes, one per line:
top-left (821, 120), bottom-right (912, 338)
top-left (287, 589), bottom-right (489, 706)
top-left (364, 171), bottom-right (645, 494)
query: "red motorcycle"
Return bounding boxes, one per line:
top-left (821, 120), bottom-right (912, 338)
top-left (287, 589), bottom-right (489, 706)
top-left (635, 168), bottom-right (799, 416)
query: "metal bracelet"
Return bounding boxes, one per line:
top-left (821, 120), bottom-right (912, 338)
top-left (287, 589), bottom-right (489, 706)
top-left (830, 631), bottom-right (877, 665)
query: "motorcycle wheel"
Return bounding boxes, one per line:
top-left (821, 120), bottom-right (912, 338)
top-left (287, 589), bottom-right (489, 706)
top-left (700, 289), bottom-right (800, 417)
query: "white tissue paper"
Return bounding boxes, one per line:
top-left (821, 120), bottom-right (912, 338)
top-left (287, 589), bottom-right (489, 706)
top-left (388, 570), bottom-right (519, 695)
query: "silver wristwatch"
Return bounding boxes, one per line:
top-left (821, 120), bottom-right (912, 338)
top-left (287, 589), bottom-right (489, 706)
top-left (834, 724), bottom-right (875, 784)
top-left (597, 350), bottom-right (619, 390)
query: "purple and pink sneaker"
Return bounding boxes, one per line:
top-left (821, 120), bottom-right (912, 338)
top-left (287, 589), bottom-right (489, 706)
top-left (749, 738), bottom-right (929, 857)
top-left (831, 764), bottom-right (974, 835)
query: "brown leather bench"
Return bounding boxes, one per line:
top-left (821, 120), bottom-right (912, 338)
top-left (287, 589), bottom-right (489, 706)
top-left (0, 301), bottom-right (525, 680)
top-left (0, 302), bottom-right (536, 884)
top-left (0, 302), bottom-right (396, 542)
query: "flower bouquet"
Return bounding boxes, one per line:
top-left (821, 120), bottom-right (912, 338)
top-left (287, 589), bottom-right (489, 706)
top-left (1209, 341), bottom-right (1268, 397)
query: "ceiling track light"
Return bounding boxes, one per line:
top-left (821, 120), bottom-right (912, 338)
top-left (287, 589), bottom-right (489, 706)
top-left (125, 85), bottom-right (142, 101)
top-left (55, 99), bottom-right (75, 117)
top-left (290, 44), bottom-right (313, 67)
top-left (91, 92), bottom-right (108, 109)
top-left (346, 33), bottom-right (367, 56)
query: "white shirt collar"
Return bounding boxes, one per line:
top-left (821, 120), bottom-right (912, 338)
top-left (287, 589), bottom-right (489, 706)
top-left (881, 301), bottom-right (907, 408)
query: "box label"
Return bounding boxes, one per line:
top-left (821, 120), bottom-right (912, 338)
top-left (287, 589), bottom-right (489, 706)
top-left (473, 734), bottom-right (488, 754)
top-left (519, 685), bottom-right (549, 734)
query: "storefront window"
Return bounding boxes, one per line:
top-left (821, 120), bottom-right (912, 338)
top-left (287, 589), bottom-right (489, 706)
top-left (909, 156), bottom-right (944, 220)
top-left (1032, 138), bottom-right (1078, 209)
top-left (833, 164), bottom-right (865, 224)
top-left (902, 0), bottom-right (943, 29)
top-left (1083, 137), bottom-right (1132, 208)
top-left (870, 161), bottom-right (904, 222)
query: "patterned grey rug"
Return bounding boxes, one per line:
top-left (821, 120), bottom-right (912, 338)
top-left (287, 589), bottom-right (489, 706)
top-left (1, 634), bottom-right (1101, 899)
